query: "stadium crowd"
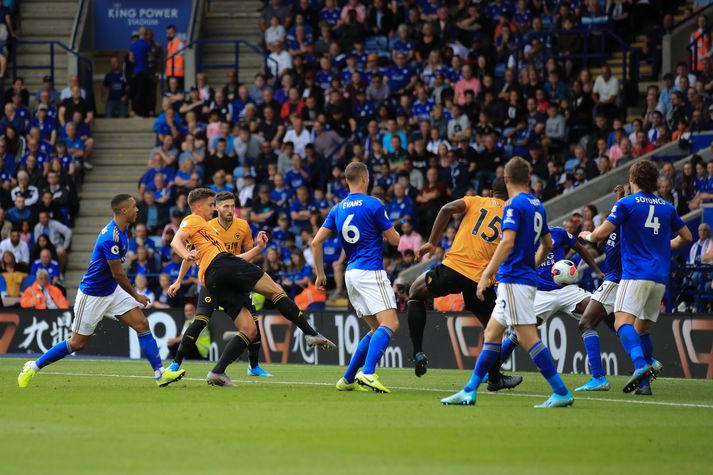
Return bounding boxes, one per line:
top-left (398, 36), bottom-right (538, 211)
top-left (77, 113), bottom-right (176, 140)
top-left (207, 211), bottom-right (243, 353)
top-left (120, 0), bottom-right (713, 307)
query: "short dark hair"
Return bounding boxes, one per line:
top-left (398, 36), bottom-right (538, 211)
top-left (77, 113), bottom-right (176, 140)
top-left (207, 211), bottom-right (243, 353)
top-left (492, 176), bottom-right (508, 199)
top-left (504, 156), bottom-right (531, 185)
top-left (629, 160), bottom-right (659, 193)
top-left (111, 194), bottom-right (133, 214)
top-left (187, 188), bottom-right (216, 206)
top-left (167, 24), bottom-right (176, 30)
top-left (345, 161), bottom-right (368, 184)
top-left (215, 191), bottom-right (236, 203)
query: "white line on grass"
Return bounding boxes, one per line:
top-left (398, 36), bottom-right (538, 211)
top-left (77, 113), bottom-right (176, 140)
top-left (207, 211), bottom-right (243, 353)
top-left (40, 370), bottom-right (713, 410)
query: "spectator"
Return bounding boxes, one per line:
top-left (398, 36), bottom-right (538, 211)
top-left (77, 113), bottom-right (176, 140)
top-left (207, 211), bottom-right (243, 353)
top-left (397, 219), bottom-right (422, 255)
top-left (20, 269), bottom-right (69, 309)
top-left (30, 248), bottom-right (61, 285)
top-left (167, 303), bottom-right (210, 359)
top-left (593, 65), bottom-right (619, 119)
top-left (129, 27), bottom-right (153, 117)
top-left (34, 211), bottom-right (72, 270)
top-left (133, 274), bottom-right (157, 307)
top-left (165, 24), bottom-right (185, 89)
top-left (1, 250), bottom-right (26, 297)
top-left (103, 56), bottom-right (128, 118)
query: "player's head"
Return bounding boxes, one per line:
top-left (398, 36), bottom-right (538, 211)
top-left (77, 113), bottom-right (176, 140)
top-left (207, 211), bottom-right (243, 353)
top-left (628, 160), bottom-right (659, 193)
top-left (503, 156), bottom-right (531, 189)
top-left (491, 176), bottom-right (508, 200)
top-left (111, 194), bottom-right (138, 223)
top-left (215, 191), bottom-right (236, 223)
top-left (187, 188), bottom-right (217, 220)
top-left (345, 161), bottom-right (369, 192)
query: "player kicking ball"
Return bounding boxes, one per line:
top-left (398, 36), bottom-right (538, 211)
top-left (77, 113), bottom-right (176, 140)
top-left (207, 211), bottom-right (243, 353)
top-left (441, 157), bottom-right (574, 408)
top-left (18, 194), bottom-right (186, 388)
top-left (406, 177), bottom-right (521, 391)
top-left (581, 160), bottom-right (691, 394)
top-left (171, 188), bottom-right (335, 387)
top-left (311, 162), bottom-right (401, 394)
top-left (493, 226), bottom-right (604, 379)
top-left (166, 191), bottom-right (272, 377)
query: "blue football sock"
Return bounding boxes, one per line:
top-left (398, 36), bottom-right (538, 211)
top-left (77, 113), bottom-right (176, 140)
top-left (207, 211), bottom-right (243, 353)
top-left (639, 332), bottom-right (654, 388)
top-left (616, 324), bottom-right (646, 370)
top-left (362, 326), bottom-right (393, 375)
top-left (464, 342), bottom-right (500, 392)
top-left (138, 330), bottom-right (163, 378)
top-left (343, 332), bottom-right (372, 383)
top-left (529, 341), bottom-right (568, 396)
top-left (35, 340), bottom-right (72, 370)
top-left (582, 329), bottom-right (605, 379)
top-left (500, 333), bottom-right (519, 362)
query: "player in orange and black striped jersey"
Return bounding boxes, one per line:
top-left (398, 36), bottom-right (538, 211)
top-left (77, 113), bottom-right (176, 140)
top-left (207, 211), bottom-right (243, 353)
top-left (406, 177), bottom-right (522, 391)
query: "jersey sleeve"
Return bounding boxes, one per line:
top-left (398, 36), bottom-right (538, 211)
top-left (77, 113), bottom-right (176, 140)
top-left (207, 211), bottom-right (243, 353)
top-left (101, 235), bottom-right (122, 262)
top-left (564, 229), bottom-right (577, 248)
top-left (540, 207), bottom-right (550, 237)
top-left (179, 215), bottom-right (202, 236)
top-left (502, 204), bottom-right (519, 232)
top-left (373, 202), bottom-right (394, 233)
top-left (606, 199), bottom-right (627, 226)
top-left (322, 206), bottom-right (338, 232)
top-left (462, 196), bottom-right (478, 213)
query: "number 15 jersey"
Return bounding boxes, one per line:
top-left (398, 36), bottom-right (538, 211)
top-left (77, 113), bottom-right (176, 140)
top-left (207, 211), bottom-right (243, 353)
top-left (323, 193), bottom-right (393, 271)
top-left (442, 195), bottom-right (505, 285)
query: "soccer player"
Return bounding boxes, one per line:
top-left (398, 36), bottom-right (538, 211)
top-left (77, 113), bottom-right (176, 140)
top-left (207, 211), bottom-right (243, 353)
top-left (166, 191), bottom-right (272, 377)
top-left (575, 185), bottom-right (626, 392)
top-left (441, 157), bottom-right (574, 408)
top-left (494, 226), bottom-right (604, 371)
top-left (581, 160), bottom-right (691, 393)
top-left (17, 194), bottom-right (186, 388)
top-left (171, 188), bottom-right (335, 387)
top-left (406, 177), bottom-right (521, 391)
top-left (311, 162), bottom-right (401, 394)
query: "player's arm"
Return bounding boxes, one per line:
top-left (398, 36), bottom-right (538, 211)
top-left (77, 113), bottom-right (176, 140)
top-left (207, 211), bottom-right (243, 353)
top-left (311, 226), bottom-right (333, 291)
top-left (383, 227), bottom-right (401, 246)
top-left (417, 198), bottom-right (466, 260)
top-left (167, 259), bottom-right (193, 297)
top-left (171, 228), bottom-right (199, 261)
top-left (671, 223), bottom-right (693, 250)
top-left (535, 233), bottom-right (554, 267)
top-left (580, 220), bottom-right (616, 243)
top-left (237, 231), bottom-right (268, 262)
top-left (572, 240), bottom-right (605, 279)
top-left (477, 229), bottom-right (516, 300)
top-left (107, 259), bottom-right (149, 308)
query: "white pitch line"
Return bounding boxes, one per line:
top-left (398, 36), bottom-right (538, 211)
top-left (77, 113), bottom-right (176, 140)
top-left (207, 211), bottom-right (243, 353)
top-left (39, 370), bottom-right (713, 409)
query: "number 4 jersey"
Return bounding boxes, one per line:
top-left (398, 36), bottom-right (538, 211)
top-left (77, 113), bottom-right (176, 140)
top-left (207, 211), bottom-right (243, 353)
top-left (442, 195), bottom-right (505, 286)
top-left (606, 191), bottom-right (685, 285)
top-left (323, 193), bottom-right (394, 271)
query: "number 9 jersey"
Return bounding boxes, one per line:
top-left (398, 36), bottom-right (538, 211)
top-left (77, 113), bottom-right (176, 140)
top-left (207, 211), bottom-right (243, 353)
top-left (323, 193), bottom-right (394, 271)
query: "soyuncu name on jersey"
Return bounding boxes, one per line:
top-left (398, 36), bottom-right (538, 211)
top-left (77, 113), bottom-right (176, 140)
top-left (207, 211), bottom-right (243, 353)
top-left (634, 196), bottom-right (665, 205)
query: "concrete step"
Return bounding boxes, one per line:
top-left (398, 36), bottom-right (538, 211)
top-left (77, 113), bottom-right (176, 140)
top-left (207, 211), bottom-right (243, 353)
top-left (93, 118), bottom-right (155, 132)
top-left (20, 1), bottom-right (77, 18)
top-left (201, 53), bottom-right (265, 67)
top-left (208, 1), bottom-right (262, 14)
top-left (71, 216), bottom-right (115, 228)
top-left (20, 19), bottom-right (75, 36)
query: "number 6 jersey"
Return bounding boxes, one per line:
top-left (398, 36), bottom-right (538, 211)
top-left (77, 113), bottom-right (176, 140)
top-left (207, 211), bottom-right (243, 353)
top-left (442, 195), bottom-right (505, 286)
top-left (323, 193), bottom-right (393, 271)
top-left (606, 191), bottom-right (685, 285)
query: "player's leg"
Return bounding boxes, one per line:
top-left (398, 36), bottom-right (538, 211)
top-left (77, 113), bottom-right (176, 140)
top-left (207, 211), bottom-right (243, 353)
top-left (337, 314), bottom-right (377, 392)
top-left (169, 286), bottom-right (214, 371)
top-left (406, 272), bottom-right (433, 377)
top-left (118, 305), bottom-right (185, 386)
top-left (251, 272), bottom-right (335, 349)
top-left (19, 291), bottom-right (105, 387)
top-left (355, 308), bottom-right (399, 393)
top-left (575, 282), bottom-right (616, 391)
top-left (247, 311), bottom-right (272, 377)
top-left (613, 280), bottom-right (655, 392)
top-left (207, 306), bottom-right (258, 386)
top-left (632, 282), bottom-right (666, 395)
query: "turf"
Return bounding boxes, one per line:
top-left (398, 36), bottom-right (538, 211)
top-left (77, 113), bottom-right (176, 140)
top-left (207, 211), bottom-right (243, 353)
top-left (1, 357), bottom-right (711, 475)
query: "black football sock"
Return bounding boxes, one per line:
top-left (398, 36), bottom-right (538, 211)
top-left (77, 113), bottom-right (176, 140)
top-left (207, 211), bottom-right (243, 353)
top-left (248, 316), bottom-right (261, 369)
top-left (271, 292), bottom-right (318, 336)
top-left (173, 316), bottom-right (209, 366)
top-left (407, 299), bottom-right (427, 356)
top-left (212, 332), bottom-right (251, 374)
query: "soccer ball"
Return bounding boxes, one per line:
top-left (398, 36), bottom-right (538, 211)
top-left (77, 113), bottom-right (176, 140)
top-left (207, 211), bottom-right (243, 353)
top-left (551, 260), bottom-right (578, 285)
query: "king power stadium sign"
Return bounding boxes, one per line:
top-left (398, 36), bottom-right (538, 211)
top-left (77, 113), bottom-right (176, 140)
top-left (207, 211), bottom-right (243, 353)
top-left (1, 310), bottom-right (712, 379)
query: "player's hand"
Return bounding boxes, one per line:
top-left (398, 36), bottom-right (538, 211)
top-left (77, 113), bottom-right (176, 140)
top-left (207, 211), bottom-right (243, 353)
top-left (578, 231), bottom-right (592, 241)
top-left (416, 242), bottom-right (435, 261)
top-left (136, 294), bottom-right (150, 308)
top-left (167, 281), bottom-right (181, 297)
top-left (256, 231), bottom-right (268, 249)
top-left (596, 271), bottom-right (605, 280)
top-left (476, 277), bottom-right (488, 302)
top-left (614, 184), bottom-right (626, 199)
top-left (186, 249), bottom-right (200, 261)
top-left (315, 273), bottom-right (328, 292)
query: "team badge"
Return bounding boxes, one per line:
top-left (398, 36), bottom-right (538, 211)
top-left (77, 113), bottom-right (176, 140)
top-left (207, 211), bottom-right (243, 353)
top-left (205, 296), bottom-right (212, 303)
top-left (111, 245), bottom-right (119, 255)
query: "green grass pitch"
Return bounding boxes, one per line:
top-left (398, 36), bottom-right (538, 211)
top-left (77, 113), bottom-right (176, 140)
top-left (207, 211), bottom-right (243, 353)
top-left (1, 357), bottom-right (712, 475)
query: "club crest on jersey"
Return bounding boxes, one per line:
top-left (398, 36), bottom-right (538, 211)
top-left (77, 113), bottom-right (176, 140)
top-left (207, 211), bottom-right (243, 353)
top-left (204, 296), bottom-right (212, 303)
top-left (111, 245), bottom-right (119, 255)
top-left (234, 232), bottom-right (241, 241)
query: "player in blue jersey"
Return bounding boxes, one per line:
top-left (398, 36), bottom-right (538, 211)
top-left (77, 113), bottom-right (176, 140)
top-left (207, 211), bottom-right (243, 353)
top-left (494, 225), bottom-right (604, 376)
top-left (18, 194), bottom-right (186, 388)
top-left (441, 157), bottom-right (574, 408)
top-left (582, 161), bottom-right (692, 393)
top-left (312, 162), bottom-right (401, 393)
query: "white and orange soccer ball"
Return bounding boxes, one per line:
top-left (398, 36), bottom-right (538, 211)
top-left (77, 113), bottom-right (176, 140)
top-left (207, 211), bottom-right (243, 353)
top-left (551, 260), bottom-right (578, 286)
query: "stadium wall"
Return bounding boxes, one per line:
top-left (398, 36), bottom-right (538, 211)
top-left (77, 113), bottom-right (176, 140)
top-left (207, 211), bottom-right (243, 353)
top-left (1, 309), bottom-right (711, 379)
